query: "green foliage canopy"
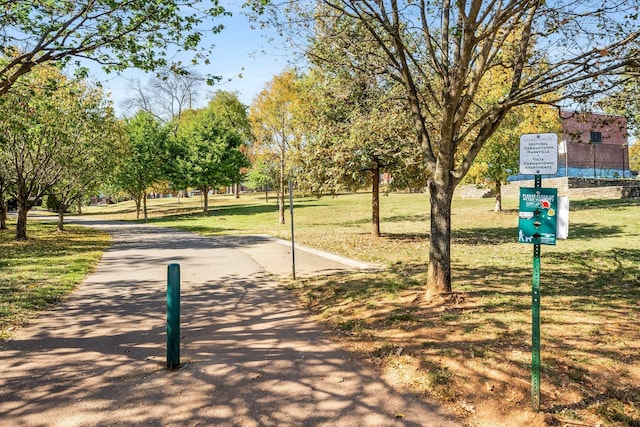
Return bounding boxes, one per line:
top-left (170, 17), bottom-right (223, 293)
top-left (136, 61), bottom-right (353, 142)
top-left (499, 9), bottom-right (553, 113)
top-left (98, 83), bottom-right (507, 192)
top-left (0, 65), bottom-right (119, 238)
top-left (168, 105), bottom-right (250, 212)
top-left (115, 111), bottom-right (168, 220)
top-left (0, 0), bottom-right (228, 95)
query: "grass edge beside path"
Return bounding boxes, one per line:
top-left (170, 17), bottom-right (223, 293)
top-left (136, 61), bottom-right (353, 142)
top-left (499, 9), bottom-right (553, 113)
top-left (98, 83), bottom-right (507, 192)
top-left (0, 220), bottom-right (111, 342)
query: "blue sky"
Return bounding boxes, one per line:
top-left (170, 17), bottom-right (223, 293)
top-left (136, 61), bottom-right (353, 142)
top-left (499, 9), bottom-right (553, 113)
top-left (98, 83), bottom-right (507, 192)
top-left (92, 2), bottom-right (298, 116)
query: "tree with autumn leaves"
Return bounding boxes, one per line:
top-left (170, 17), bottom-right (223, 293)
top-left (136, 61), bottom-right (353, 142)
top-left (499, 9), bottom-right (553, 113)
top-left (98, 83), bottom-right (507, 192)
top-left (249, 69), bottom-right (301, 225)
top-left (302, 14), bottom-right (428, 236)
top-left (249, 66), bottom-right (425, 235)
top-left (465, 103), bottom-right (561, 212)
top-left (293, 70), bottom-right (426, 237)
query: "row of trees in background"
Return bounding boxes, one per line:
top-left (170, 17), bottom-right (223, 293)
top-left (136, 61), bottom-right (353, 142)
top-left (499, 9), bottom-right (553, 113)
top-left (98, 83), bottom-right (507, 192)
top-left (113, 89), bottom-right (252, 221)
top-left (0, 0), bottom-right (248, 240)
top-left (5, 58), bottom-right (633, 241)
top-left (0, 62), bottom-right (252, 239)
top-left (4, 58), bottom-right (555, 241)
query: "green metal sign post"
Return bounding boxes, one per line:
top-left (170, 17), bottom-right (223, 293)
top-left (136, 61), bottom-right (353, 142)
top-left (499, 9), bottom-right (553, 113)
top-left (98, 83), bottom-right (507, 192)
top-left (518, 133), bottom-right (559, 412)
top-left (532, 241), bottom-right (541, 411)
top-left (518, 178), bottom-right (557, 411)
top-left (532, 176), bottom-right (542, 411)
top-left (518, 180), bottom-right (558, 411)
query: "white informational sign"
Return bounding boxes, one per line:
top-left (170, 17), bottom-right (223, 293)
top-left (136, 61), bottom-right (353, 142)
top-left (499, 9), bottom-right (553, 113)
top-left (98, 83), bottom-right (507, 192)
top-left (556, 196), bottom-right (569, 239)
top-left (558, 140), bottom-right (567, 155)
top-left (519, 133), bottom-right (558, 175)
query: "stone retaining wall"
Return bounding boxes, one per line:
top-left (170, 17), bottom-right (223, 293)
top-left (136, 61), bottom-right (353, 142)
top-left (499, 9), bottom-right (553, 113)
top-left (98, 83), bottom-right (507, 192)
top-left (498, 177), bottom-right (640, 199)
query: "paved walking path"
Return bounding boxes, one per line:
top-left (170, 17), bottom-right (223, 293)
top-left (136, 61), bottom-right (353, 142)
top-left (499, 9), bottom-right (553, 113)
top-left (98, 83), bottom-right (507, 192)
top-left (0, 221), bottom-right (460, 426)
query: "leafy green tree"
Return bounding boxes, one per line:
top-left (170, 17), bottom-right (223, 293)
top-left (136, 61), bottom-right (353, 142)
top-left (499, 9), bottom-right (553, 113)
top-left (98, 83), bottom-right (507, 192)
top-left (254, 0), bottom-right (640, 296)
top-left (47, 85), bottom-right (125, 230)
top-left (207, 90), bottom-right (254, 197)
top-left (169, 106), bottom-right (250, 213)
top-left (298, 25), bottom-right (426, 236)
top-left (0, 66), bottom-right (103, 240)
top-left (296, 70), bottom-right (424, 236)
top-left (115, 112), bottom-right (168, 220)
top-left (0, 1), bottom-right (227, 96)
top-left (246, 158), bottom-right (278, 202)
top-left (208, 91), bottom-right (253, 142)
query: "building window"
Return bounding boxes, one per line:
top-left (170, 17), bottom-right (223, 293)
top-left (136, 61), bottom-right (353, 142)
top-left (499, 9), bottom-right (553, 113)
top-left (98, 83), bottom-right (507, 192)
top-left (590, 131), bottom-right (602, 143)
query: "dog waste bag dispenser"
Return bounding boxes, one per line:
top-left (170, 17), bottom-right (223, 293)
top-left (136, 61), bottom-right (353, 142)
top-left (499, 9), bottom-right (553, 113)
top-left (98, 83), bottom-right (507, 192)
top-left (518, 188), bottom-right (557, 246)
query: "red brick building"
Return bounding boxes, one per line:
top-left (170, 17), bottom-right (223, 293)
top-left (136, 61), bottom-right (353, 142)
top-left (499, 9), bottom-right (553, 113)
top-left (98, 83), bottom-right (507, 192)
top-left (559, 112), bottom-right (632, 178)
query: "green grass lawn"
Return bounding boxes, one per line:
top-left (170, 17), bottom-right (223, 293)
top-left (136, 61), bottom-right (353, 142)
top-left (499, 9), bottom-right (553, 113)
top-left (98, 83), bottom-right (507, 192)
top-left (5, 190), bottom-right (640, 426)
top-left (0, 221), bottom-right (110, 341)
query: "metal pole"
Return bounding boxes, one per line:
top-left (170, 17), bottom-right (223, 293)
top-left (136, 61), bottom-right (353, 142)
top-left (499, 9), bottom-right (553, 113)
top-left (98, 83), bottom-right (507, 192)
top-left (592, 143), bottom-right (597, 178)
top-left (167, 263), bottom-right (180, 370)
top-left (288, 180), bottom-right (296, 280)
top-left (622, 144), bottom-right (627, 178)
top-left (532, 175), bottom-right (541, 411)
top-left (565, 143), bottom-right (568, 178)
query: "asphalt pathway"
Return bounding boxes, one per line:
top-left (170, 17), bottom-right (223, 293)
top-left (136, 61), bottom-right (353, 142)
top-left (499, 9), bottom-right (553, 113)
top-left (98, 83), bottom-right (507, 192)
top-left (0, 220), bottom-right (460, 426)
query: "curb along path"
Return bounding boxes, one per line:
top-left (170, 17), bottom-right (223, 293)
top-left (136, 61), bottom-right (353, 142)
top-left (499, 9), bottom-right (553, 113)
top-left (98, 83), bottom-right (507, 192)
top-left (0, 220), bottom-right (460, 426)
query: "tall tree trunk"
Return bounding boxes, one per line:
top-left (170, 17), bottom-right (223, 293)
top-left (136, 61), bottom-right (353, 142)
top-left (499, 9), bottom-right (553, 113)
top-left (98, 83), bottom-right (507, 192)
top-left (0, 188), bottom-right (6, 230)
top-left (77, 198), bottom-right (82, 215)
top-left (57, 206), bottom-right (66, 232)
top-left (278, 188), bottom-right (285, 224)
top-left (143, 191), bottom-right (148, 220)
top-left (0, 201), bottom-right (7, 230)
top-left (135, 196), bottom-right (141, 219)
top-left (264, 189), bottom-right (269, 203)
top-left (426, 179), bottom-right (454, 297)
top-left (203, 187), bottom-right (209, 213)
top-left (371, 164), bottom-right (380, 237)
top-left (494, 180), bottom-right (502, 212)
top-left (235, 182), bottom-right (240, 199)
top-left (15, 198), bottom-right (29, 241)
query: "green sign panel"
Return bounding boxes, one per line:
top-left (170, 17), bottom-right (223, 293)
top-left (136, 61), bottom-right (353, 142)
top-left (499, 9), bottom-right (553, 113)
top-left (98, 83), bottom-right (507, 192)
top-left (518, 187), bottom-right (557, 245)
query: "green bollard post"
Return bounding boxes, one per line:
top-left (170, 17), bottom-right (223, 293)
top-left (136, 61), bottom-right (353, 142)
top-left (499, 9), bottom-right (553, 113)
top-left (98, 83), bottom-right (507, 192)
top-left (167, 263), bottom-right (180, 370)
top-left (532, 243), bottom-right (541, 411)
top-left (531, 174), bottom-right (542, 411)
